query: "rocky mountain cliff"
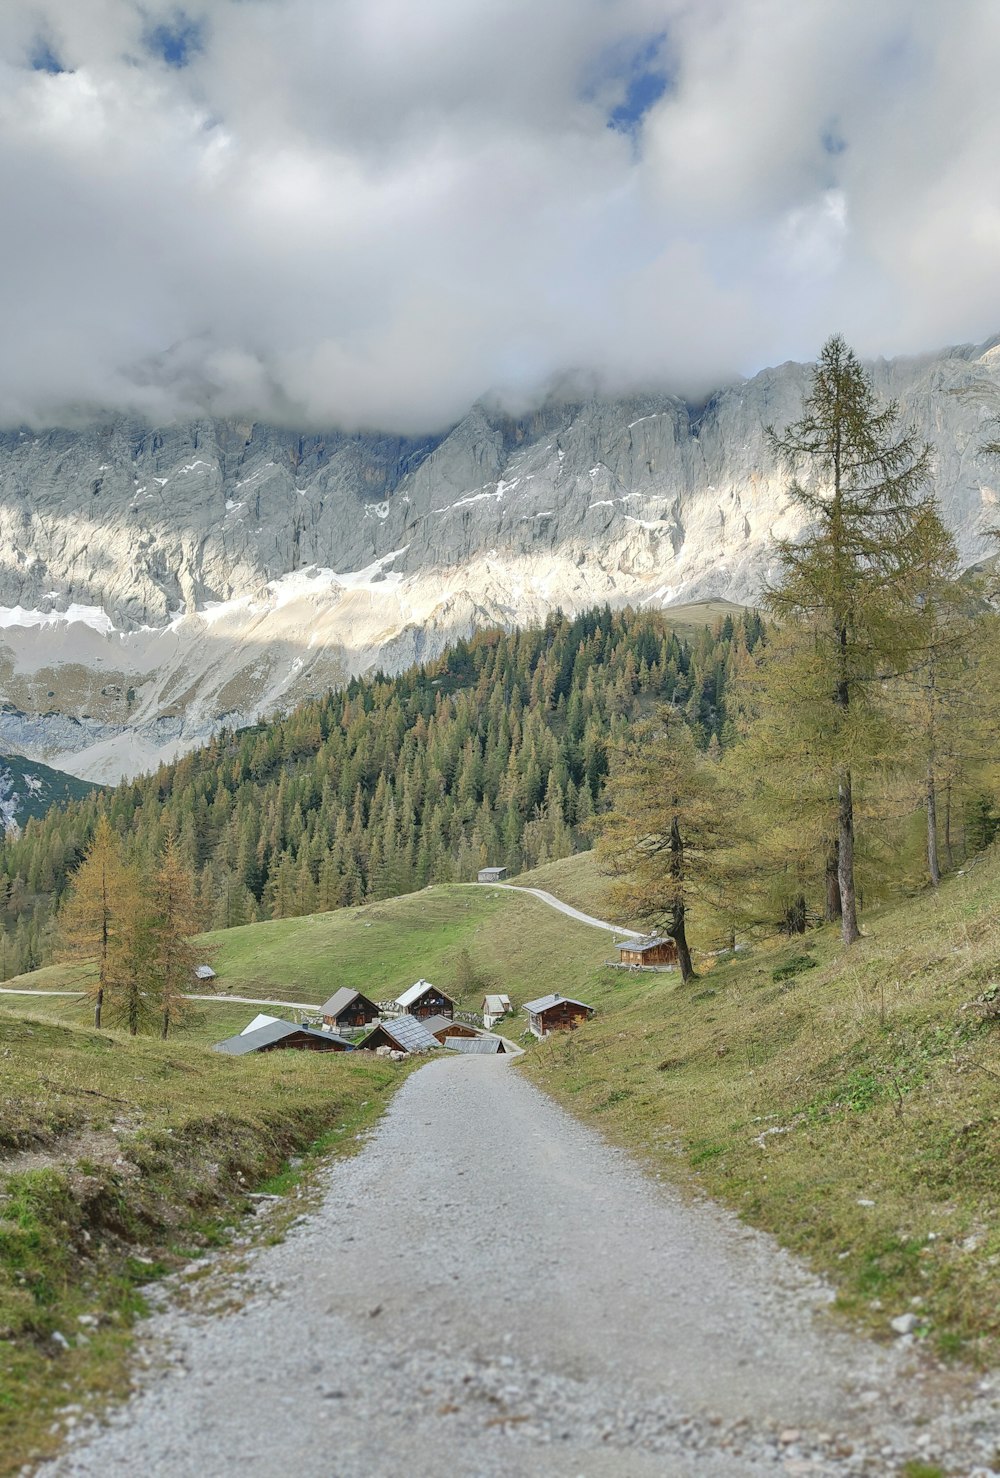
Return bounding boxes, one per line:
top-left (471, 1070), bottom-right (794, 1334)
top-left (1, 337), bottom-right (998, 782)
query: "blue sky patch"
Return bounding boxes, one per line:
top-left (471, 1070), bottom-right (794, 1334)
top-left (31, 40), bottom-right (65, 74)
top-left (605, 35), bottom-right (673, 136)
top-left (145, 12), bottom-right (205, 69)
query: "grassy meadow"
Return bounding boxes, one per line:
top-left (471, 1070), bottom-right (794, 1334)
top-left (519, 851), bottom-right (1000, 1368)
top-left (2, 880), bottom-right (612, 1026)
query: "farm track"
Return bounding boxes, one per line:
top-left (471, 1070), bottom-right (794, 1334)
top-left (38, 1058), bottom-right (999, 1477)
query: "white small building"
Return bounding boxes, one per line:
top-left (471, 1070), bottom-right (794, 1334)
top-left (482, 992), bottom-right (512, 1028)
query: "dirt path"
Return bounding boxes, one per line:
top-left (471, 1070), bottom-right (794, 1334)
top-left (42, 1059), bottom-right (997, 1477)
top-left (480, 881), bottom-right (644, 937)
top-left (0, 988), bottom-right (319, 1010)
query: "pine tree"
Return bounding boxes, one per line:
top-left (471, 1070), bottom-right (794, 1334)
top-left (57, 817), bottom-right (126, 1028)
top-left (765, 334), bottom-right (944, 945)
top-left (149, 837), bottom-right (200, 1039)
top-left (595, 707), bottom-right (722, 982)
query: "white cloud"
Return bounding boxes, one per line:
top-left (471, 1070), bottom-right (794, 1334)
top-left (0, 0), bottom-right (998, 431)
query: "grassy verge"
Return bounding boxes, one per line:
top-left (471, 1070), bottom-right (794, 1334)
top-left (518, 852), bottom-right (1000, 1367)
top-left (0, 1012), bottom-right (403, 1475)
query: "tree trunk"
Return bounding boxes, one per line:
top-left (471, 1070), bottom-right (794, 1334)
top-left (671, 900), bottom-right (695, 983)
top-left (162, 1009), bottom-right (170, 1040)
top-left (838, 771), bottom-right (861, 945)
top-left (825, 842), bottom-right (842, 921)
top-left (926, 768), bottom-right (940, 887)
top-left (666, 813), bottom-right (695, 982)
top-left (943, 782), bottom-right (953, 871)
top-left (93, 986), bottom-right (103, 1030)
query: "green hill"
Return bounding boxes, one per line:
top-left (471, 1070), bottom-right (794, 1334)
top-left (520, 849), bottom-right (1000, 1367)
top-left (0, 880), bottom-right (613, 1041)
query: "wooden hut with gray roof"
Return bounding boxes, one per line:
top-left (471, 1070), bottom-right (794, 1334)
top-left (444, 1034), bottom-right (508, 1055)
top-left (214, 1020), bottom-right (353, 1055)
top-left (615, 935), bottom-right (678, 967)
top-left (395, 979), bottom-right (455, 1021)
top-left (522, 993), bottom-right (595, 1039)
top-left (360, 1014), bottom-right (441, 1054)
top-left (422, 1014), bottom-right (479, 1044)
top-left (320, 988), bottom-right (380, 1032)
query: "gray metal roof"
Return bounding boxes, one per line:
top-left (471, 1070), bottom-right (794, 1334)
top-left (483, 994), bottom-right (511, 1013)
top-left (444, 1035), bottom-right (506, 1054)
top-left (213, 1021), bottom-right (352, 1055)
top-left (320, 987), bottom-right (378, 1017)
top-left (616, 936), bottom-right (672, 952)
top-left (522, 993), bottom-right (594, 1015)
top-left (421, 1014), bottom-right (472, 1038)
top-left (367, 1014), bottom-right (441, 1053)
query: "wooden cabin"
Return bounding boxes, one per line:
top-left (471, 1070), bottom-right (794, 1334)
top-left (478, 865), bottom-right (508, 883)
top-left (422, 1014), bottom-right (479, 1043)
top-left (522, 993), bottom-right (595, 1039)
top-left (616, 935), bottom-right (678, 967)
top-left (360, 1015), bottom-right (440, 1054)
top-left (320, 987), bottom-right (380, 1032)
top-left (214, 1021), bottom-right (352, 1055)
top-left (482, 992), bottom-right (512, 1028)
top-left (395, 979), bottom-right (455, 1021)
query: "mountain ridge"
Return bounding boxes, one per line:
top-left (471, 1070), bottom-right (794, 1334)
top-left (0, 336), bottom-right (998, 781)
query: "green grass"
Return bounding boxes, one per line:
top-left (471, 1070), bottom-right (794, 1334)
top-left (519, 849), bottom-right (1000, 1368)
top-left (512, 852), bottom-right (631, 924)
top-left (0, 1012), bottom-right (402, 1474)
top-left (3, 882), bottom-right (611, 1020)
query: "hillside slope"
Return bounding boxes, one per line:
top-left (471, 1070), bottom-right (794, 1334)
top-left (521, 851), bottom-right (1000, 1367)
top-left (0, 754), bottom-right (99, 835)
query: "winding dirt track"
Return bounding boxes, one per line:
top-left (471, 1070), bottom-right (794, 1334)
top-left (42, 1058), bottom-right (997, 1477)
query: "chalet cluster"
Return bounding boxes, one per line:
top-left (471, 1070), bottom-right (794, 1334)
top-left (212, 978), bottom-right (597, 1057)
top-left (214, 979), bottom-right (519, 1058)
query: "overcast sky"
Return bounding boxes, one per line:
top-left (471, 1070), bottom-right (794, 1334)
top-left (2, 0), bottom-right (1000, 431)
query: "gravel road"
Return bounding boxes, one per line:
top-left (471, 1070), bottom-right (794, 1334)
top-left (42, 1059), bottom-right (998, 1478)
top-left (485, 883), bottom-right (643, 937)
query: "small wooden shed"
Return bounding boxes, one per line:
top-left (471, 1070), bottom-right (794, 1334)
top-left (360, 1015), bottom-right (440, 1054)
top-left (422, 1014), bottom-right (480, 1043)
top-left (482, 993), bottom-right (512, 1028)
top-left (616, 935), bottom-right (678, 967)
top-left (522, 993), bottom-right (595, 1039)
top-left (395, 979), bottom-right (455, 1021)
top-left (320, 987), bottom-right (380, 1032)
top-left (478, 866), bottom-right (508, 883)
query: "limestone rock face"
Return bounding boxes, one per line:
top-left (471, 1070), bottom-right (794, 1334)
top-left (1, 337), bottom-right (998, 781)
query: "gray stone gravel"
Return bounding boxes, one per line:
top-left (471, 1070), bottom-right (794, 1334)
top-left (39, 1058), bottom-right (1000, 1477)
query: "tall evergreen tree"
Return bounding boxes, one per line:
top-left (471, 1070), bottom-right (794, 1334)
top-left (595, 708), bottom-right (722, 982)
top-left (765, 334), bottom-right (946, 945)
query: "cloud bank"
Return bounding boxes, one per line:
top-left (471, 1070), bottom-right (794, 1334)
top-left (1, 0), bottom-right (1000, 431)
